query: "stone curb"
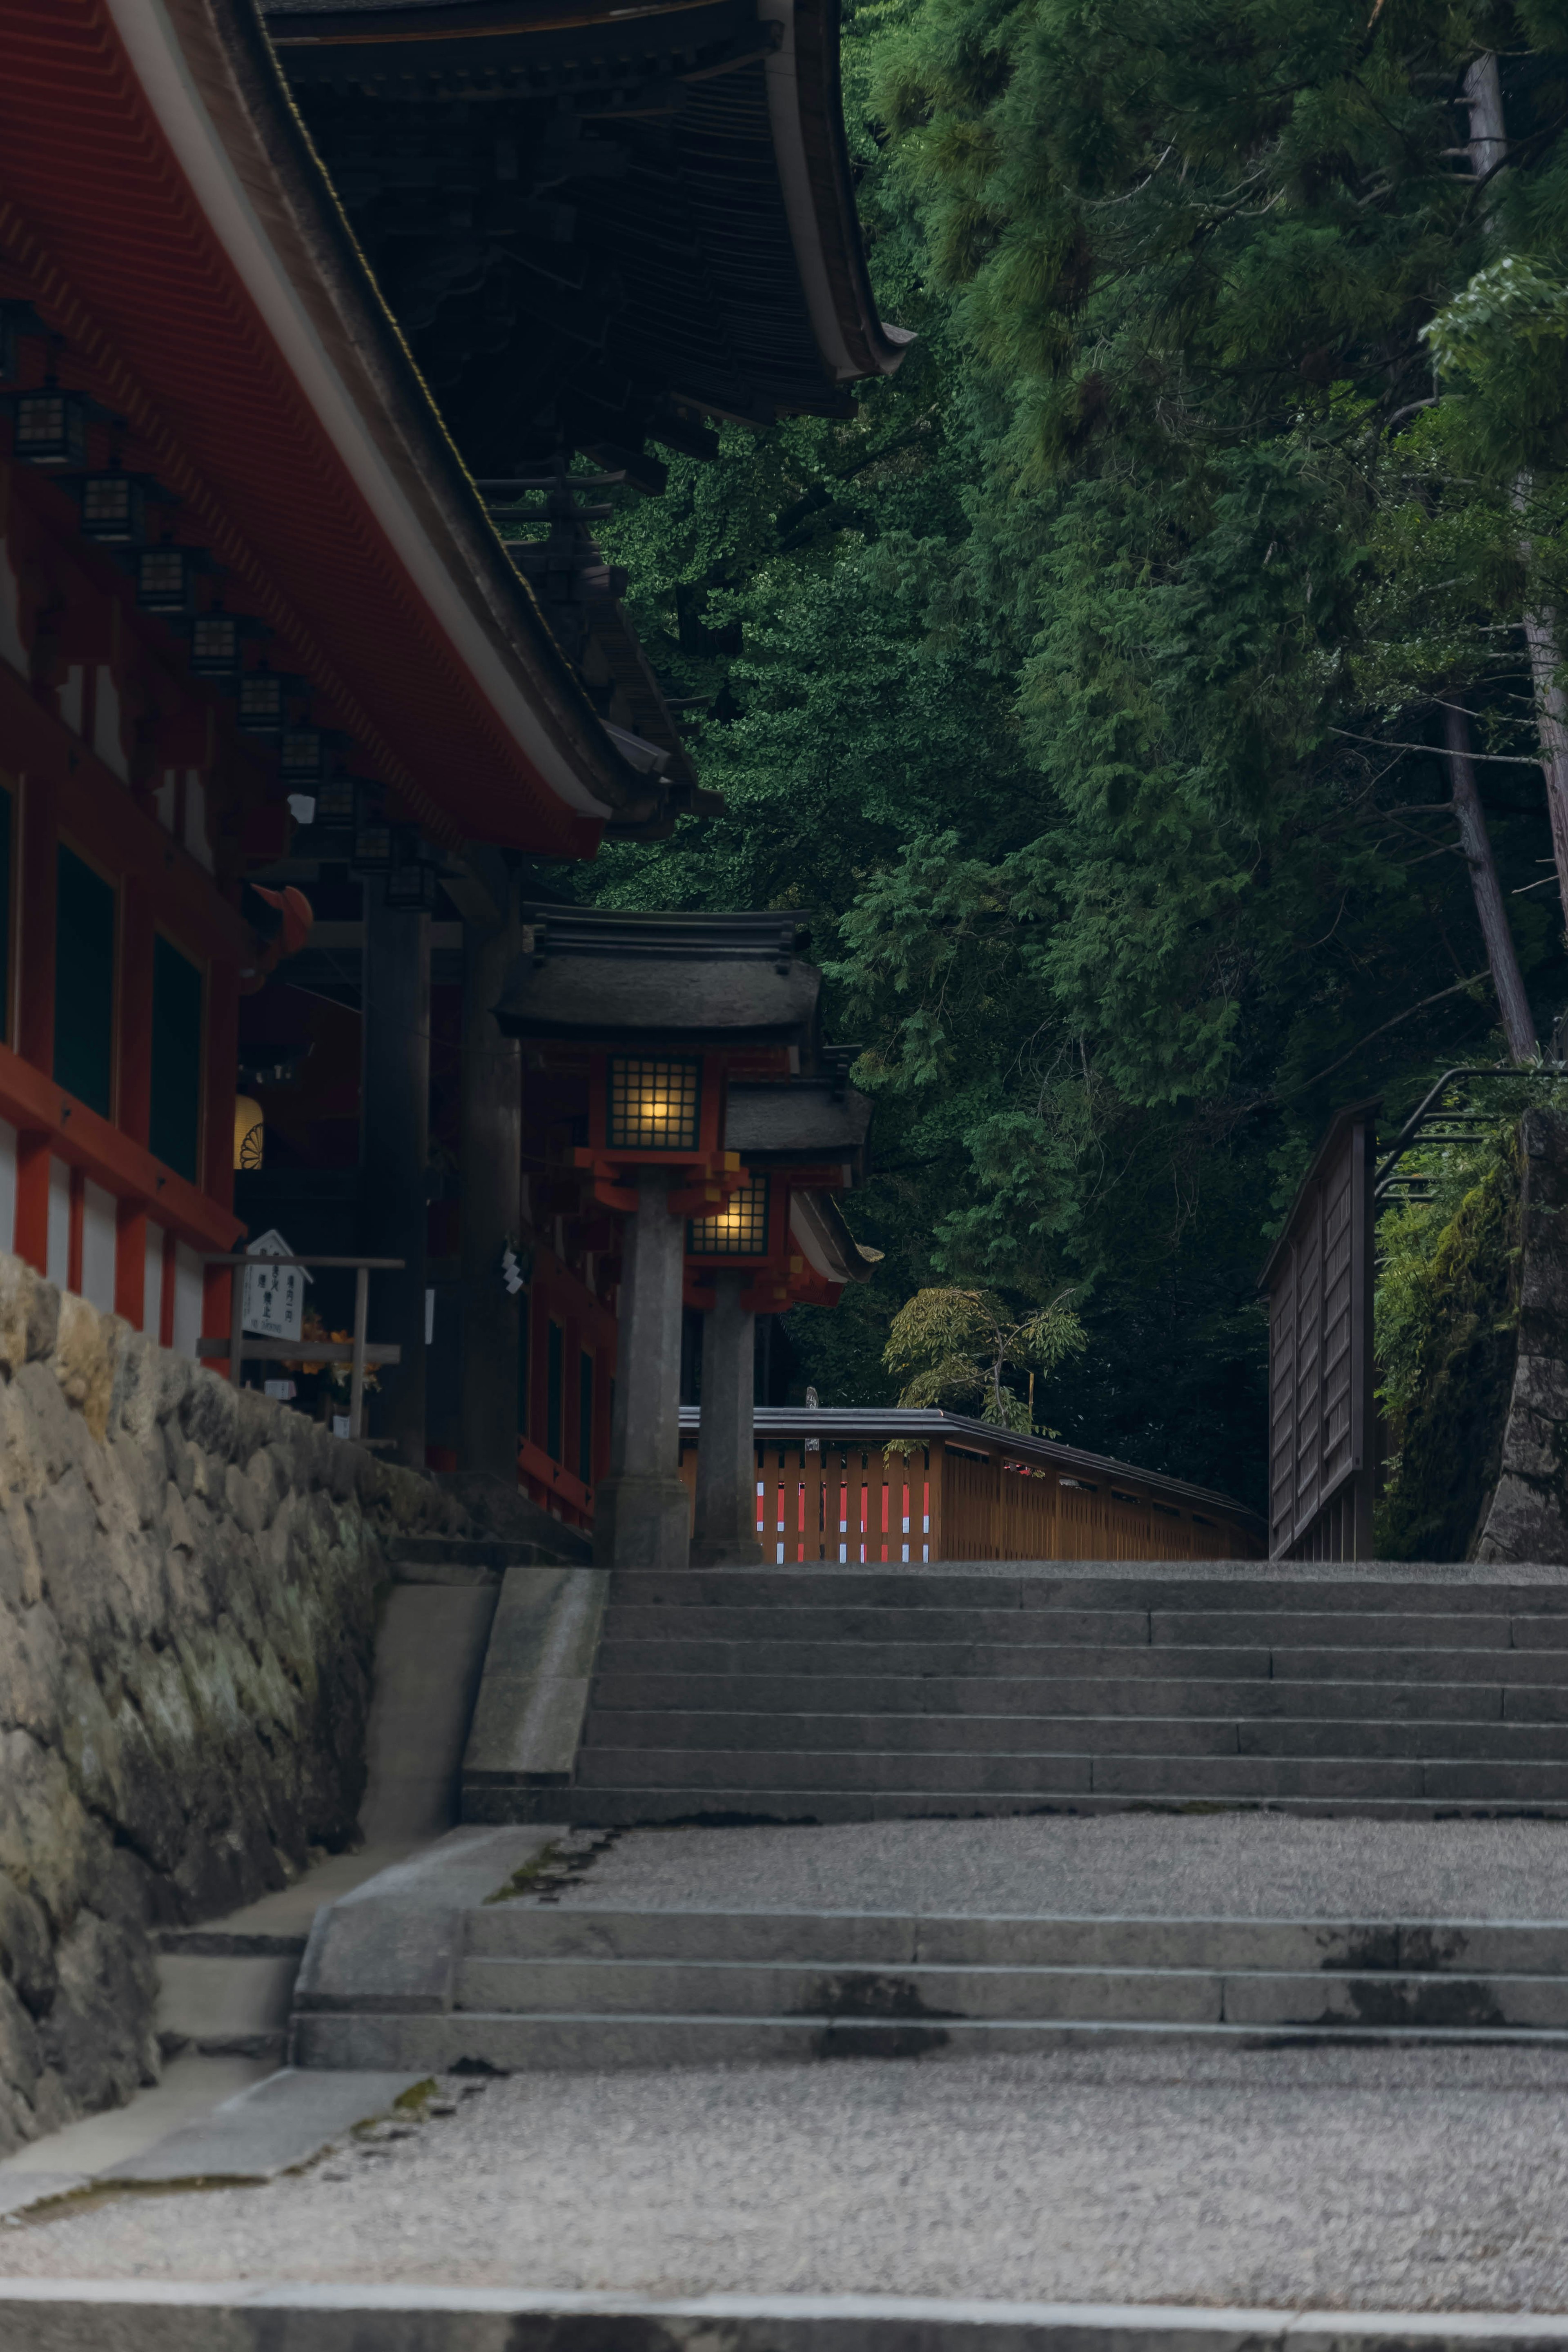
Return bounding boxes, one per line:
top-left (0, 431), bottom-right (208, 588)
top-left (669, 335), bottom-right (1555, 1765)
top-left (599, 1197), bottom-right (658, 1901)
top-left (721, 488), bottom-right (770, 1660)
top-left (290, 1824), bottom-right (561, 2031)
top-left (6, 2287), bottom-right (1568, 2352)
top-left (459, 1564), bottom-right (610, 1806)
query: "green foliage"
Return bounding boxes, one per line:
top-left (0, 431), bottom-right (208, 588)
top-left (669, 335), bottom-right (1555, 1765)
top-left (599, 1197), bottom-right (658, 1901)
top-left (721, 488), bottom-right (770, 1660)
top-left (1376, 1123), bottom-right (1522, 1559)
top-left (544, 0), bottom-right (1568, 1510)
top-left (883, 1283), bottom-right (1086, 1427)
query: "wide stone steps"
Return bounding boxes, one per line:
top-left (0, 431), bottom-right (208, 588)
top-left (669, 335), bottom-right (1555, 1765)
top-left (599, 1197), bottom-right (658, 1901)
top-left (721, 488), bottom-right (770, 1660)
top-left (538, 1566), bottom-right (1568, 1826)
top-left (292, 1903), bottom-right (1568, 2071)
top-left (584, 1711), bottom-right (1568, 1758)
top-left (573, 1748), bottom-right (1568, 1800)
top-left (592, 1671), bottom-right (1566, 1719)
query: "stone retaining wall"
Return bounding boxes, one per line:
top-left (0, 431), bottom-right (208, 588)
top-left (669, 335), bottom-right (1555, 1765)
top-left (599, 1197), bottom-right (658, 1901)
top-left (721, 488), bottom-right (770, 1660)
top-left (1475, 1107), bottom-right (1568, 1563)
top-left (0, 1254), bottom-right (468, 2152)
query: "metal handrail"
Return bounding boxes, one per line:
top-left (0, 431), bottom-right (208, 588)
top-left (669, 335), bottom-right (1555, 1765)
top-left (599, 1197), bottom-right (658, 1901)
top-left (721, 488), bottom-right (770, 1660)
top-left (1372, 1064), bottom-right (1568, 1201)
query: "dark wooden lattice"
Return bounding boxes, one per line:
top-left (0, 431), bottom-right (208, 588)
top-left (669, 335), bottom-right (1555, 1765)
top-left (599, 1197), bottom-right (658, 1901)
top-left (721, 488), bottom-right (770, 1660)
top-left (1259, 1102), bottom-right (1378, 1562)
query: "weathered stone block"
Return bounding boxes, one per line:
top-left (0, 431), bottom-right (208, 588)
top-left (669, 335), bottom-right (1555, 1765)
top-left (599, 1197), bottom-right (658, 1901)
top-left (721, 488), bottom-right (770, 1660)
top-left (0, 1252), bottom-right (472, 2152)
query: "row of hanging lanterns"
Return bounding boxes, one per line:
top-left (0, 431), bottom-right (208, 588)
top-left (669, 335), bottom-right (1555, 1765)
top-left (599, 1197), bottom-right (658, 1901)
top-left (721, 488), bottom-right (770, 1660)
top-left (0, 312), bottom-right (444, 911)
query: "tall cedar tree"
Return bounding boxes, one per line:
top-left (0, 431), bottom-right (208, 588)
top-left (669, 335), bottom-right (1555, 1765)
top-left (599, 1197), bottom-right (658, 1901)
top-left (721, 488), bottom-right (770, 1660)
top-left (543, 0), bottom-right (1568, 1508)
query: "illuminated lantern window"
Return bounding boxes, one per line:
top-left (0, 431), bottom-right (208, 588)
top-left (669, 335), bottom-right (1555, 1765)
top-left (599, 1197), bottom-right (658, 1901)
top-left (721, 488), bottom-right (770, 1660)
top-left (13, 389), bottom-right (87, 467)
top-left (606, 1055), bottom-right (701, 1153)
top-left (189, 614), bottom-right (241, 681)
top-left (314, 773), bottom-right (355, 831)
top-left (385, 829), bottom-right (439, 910)
top-left (76, 472), bottom-right (145, 544)
top-left (234, 1094), bottom-right (264, 1170)
top-left (281, 729), bottom-right (325, 782)
top-left (350, 798), bottom-right (394, 874)
top-left (238, 670), bottom-right (289, 737)
top-left (136, 545), bottom-right (196, 616)
top-left (688, 1174), bottom-right (769, 1256)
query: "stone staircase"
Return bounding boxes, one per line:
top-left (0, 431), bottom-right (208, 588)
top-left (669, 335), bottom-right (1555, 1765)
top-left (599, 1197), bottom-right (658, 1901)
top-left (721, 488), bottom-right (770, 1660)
top-left (290, 1559), bottom-right (1568, 2074)
top-left (513, 1563), bottom-right (1568, 1824)
top-left (294, 1880), bottom-right (1568, 2071)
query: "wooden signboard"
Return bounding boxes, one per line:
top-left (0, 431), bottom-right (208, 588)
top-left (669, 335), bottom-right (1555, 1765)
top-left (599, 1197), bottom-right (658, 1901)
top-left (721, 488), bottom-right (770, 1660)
top-left (1258, 1101), bottom-right (1378, 1562)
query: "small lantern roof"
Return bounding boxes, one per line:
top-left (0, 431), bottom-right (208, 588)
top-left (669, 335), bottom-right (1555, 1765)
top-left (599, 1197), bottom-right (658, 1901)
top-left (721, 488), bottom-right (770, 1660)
top-left (791, 1188), bottom-right (878, 1286)
top-left (725, 1078), bottom-right (872, 1180)
top-left (497, 905), bottom-right (821, 1053)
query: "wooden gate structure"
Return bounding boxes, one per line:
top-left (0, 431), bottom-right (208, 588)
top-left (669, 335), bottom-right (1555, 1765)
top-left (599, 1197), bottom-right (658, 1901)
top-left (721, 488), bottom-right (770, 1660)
top-left (677, 1408), bottom-right (1264, 1564)
top-left (1258, 1100), bottom-right (1378, 1562)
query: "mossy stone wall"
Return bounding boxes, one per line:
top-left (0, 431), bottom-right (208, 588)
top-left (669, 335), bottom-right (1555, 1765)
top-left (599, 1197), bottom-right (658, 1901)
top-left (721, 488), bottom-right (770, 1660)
top-left (0, 1254), bottom-right (467, 2152)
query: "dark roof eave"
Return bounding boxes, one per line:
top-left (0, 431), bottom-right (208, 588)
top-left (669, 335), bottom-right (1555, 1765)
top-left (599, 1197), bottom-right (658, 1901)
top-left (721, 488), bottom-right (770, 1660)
top-left (214, 0), bottom-right (669, 833)
top-left (769, 0), bottom-right (913, 384)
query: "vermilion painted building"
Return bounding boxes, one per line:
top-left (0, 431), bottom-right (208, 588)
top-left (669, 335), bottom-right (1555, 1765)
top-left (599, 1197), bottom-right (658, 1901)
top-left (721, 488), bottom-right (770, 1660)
top-left (0, 0), bottom-right (664, 1380)
top-left (0, 0), bottom-right (903, 1508)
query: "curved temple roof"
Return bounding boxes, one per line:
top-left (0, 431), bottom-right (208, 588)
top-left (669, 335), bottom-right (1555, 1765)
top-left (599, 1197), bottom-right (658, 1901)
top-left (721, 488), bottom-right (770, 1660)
top-left (0, 0), bottom-right (674, 853)
top-left (262, 0), bottom-right (912, 472)
top-left (497, 904), bottom-right (822, 1049)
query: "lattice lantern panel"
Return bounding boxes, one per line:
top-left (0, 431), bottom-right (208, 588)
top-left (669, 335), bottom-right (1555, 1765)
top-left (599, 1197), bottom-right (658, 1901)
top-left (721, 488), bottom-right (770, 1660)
top-left (606, 1054), bottom-right (702, 1154)
top-left (688, 1174), bottom-right (769, 1257)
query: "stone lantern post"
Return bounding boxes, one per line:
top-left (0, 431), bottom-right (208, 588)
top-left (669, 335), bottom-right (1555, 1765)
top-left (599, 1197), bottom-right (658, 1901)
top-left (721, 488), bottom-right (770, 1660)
top-left (686, 1076), bottom-right (875, 1565)
top-left (492, 907), bottom-right (831, 1570)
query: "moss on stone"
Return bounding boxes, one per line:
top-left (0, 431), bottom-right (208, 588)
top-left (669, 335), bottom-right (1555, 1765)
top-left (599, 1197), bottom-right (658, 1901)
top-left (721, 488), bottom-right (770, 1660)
top-left (1376, 1139), bottom-right (1520, 1561)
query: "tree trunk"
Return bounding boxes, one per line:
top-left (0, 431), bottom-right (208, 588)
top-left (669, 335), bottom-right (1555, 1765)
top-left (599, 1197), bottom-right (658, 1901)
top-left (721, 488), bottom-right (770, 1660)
top-left (1512, 495), bottom-right (1568, 934)
top-left (1462, 50), bottom-right (1507, 185)
top-left (1444, 704), bottom-right (1536, 1060)
top-left (1463, 55), bottom-right (1568, 936)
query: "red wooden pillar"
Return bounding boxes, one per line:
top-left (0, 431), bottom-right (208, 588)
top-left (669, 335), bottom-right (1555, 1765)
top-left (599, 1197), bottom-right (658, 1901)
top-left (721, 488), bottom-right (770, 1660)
top-left (595, 1341), bottom-right (613, 1486)
top-left (202, 959), bottom-right (239, 1364)
top-left (114, 880), bottom-right (153, 1324)
top-left (13, 768), bottom-right (57, 1274)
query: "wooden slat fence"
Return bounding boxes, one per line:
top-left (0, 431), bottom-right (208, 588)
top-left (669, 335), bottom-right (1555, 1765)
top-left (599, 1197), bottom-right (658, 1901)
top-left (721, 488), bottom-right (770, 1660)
top-left (1258, 1101), bottom-right (1377, 1562)
top-left (676, 1419), bottom-right (1262, 1563)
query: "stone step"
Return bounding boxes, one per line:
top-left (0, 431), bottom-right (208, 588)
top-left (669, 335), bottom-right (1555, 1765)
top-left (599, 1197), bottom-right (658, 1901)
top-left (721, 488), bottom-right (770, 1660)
top-left (594, 1638), bottom-right (1568, 1685)
top-left (572, 1745), bottom-right (1568, 1801)
top-left (391, 1535), bottom-right (559, 1573)
top-left (582, 1711), bottom-right (1568, 1761)
top-left (588, 1672), bottom-right (1519, 1722)
top-left (608, 1569), bottom-right (1568, 1615)
top-left (494, 1785), bottom-right (1568, 1827)
top-left (453, 1951), bottom-right (1568, 2029)
top-left (466, 1905), bottom-right (1568, 1975)
top-left (293, 2006), bottom-right (1568, 2074)
top-left (154, 1951), bottom-right (299, 2062)
top-left (31, 2282), bottom-right (1568, 2350)
top-left (601, 1602), bottom-right (1559, 1652)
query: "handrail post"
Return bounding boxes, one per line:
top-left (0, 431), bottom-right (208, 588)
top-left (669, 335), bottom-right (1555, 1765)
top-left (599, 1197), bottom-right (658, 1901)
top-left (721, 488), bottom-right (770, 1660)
top-left (228, 1261), bottom-right (245, 1390)
top-left (349, 1264), bottom-right (370, 1441)
top-left (927, 1442), bottom-right (943, 1566)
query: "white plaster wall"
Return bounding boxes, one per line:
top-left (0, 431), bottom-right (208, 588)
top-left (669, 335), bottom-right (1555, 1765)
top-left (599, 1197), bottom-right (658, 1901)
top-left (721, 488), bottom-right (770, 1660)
top-left (46, 1161), bottom-right (69, 1292)
top-left (172, 1241), bottom-right (204, 1361)
top-left (81, 1182), bottom-right (116, 1316)
top-left (94, 664), bottom-right (128, 782)
top-left (144, 1224), bottom-right (165, 1341)
top-left (0, 1122), bottom-right (18, 1260)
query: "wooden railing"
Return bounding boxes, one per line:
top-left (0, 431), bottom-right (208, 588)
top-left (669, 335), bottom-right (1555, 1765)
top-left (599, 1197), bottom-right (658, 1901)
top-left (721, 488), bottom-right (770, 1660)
top-left (676, 1408), bottom-right (1265, 1564)
top-left (198, 1254), bottom-right (403, 1441)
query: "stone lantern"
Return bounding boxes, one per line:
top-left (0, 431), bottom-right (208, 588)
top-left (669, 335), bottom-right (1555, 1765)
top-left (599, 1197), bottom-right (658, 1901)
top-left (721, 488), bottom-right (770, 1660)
top-left (685, 1074), bottom-right (874, 1565)
top-left (493, 906), bottom-right (827, 1570)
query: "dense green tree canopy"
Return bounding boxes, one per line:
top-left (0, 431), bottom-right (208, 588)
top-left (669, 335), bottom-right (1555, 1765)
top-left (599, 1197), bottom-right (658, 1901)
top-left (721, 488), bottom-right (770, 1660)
top-left (535, 0), bottom-right (1568, 1509)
